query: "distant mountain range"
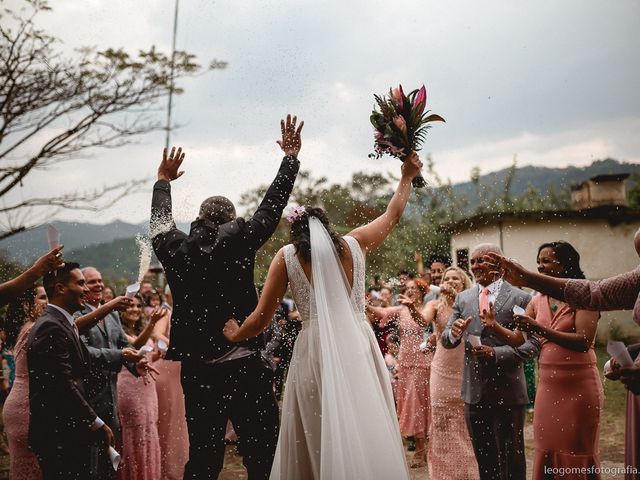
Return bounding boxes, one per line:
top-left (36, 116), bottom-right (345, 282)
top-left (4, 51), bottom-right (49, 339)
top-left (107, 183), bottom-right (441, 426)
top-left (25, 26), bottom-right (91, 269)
top-left (452, 158), bottom-right (640, 210)
top-left (2, 158), bottom-right (639, 275)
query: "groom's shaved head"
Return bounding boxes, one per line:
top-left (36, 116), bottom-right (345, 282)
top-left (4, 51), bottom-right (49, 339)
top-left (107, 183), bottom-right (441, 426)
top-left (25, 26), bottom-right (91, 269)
top-left (199, 196), bottom-right (236, 224)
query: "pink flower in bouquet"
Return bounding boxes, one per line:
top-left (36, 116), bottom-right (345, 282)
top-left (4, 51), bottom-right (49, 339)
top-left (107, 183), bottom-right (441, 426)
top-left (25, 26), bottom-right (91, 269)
top-left (391, 85), bottom-right (404, 109)
top-left (392, 115), bottom-right (407, 134)
top-left (413, 86), bottom-right (427, 115)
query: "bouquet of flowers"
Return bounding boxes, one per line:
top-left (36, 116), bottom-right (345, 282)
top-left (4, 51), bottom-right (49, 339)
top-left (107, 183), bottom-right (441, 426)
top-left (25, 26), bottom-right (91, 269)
top-left (369, 85), bottom-right (445, 187)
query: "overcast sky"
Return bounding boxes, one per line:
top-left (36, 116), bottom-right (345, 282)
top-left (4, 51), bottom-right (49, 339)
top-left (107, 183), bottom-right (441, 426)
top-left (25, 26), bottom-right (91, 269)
top-left (6, 0), bottom-right (640, 225)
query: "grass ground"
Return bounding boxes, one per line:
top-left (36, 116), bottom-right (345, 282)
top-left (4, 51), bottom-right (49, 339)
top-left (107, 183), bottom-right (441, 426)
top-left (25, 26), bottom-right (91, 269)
top-left (0, 347), bottom-right (629, 479)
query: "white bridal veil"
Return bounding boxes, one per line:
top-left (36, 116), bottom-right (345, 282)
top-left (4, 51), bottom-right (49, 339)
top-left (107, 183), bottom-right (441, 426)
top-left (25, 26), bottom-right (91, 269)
top-left (308, 217), bottom-right (409, 479)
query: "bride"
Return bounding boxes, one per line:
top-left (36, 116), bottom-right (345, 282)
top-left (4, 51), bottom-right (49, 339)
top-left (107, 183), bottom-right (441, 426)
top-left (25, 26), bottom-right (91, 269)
top-left (223, 152), bottom-right (422, 480)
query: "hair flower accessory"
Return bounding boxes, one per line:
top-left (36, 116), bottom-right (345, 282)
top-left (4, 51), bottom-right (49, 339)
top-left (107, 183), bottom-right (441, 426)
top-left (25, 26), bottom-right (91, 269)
top-left (285, 205), bottom-right (307, 223)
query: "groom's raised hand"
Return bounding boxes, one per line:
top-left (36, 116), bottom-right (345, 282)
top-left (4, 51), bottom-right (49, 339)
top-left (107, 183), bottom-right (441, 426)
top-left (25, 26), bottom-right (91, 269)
top-left (277, 114), bottom-right (304, 157)
top-left (158, 146), bottom-right (186, 182)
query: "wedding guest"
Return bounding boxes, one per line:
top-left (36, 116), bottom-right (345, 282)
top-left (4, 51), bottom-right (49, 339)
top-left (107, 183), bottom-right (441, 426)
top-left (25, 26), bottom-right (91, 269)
top-left (152, 298), bottom-right (189, 480)
top-left (423, 266), bottom-right (478, 480)
top-left (441, 244), bottom-right (539, 480)
top-left (368, 278), bottom-right (431, 468)
top-left (3, 287), bottom-right (47, 480)
top-left (139, 281), bottom-right (154, 301)
top-left (27, 262), bottom-right (114, 479)
top-left (423, 256), bottom-right (448, 303)
top-left (117, 295), bottom-right (162, 480)
top-left (78, 267), bottom-right (142, 479)
top-left (486, 228), bottom-right (640, 478)
top-left (0, 246), bottom-right (64, 308)
top-left (144, 290), bottom-right (163, 318)
top-left (371, 285), bottom-right (395, 355)
top-left (103, 286), bottom-right (116, 303)
top-left (511, 241), bottom-right (602, 478)
top-left (384, 333), bottom-right (400, 401)
top-left (606, 344), bottom-right (640, 480)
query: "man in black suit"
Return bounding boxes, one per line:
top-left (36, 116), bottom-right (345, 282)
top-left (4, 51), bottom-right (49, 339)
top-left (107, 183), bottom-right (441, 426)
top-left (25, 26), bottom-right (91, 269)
top-left (27, 262), bottom-right (114, 480)
top-left (151, 115), bottom-right (303, 479)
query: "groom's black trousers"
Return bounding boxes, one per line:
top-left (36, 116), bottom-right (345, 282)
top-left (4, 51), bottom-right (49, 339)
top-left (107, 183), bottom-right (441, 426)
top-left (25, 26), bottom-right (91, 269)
top-left (181, 353), bottom-right (279, 480)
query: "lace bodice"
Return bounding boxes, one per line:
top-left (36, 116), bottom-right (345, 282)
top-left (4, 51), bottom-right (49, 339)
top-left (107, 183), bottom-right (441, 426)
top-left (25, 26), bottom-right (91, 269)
top-left (283, 236), bottom-right (366, 322)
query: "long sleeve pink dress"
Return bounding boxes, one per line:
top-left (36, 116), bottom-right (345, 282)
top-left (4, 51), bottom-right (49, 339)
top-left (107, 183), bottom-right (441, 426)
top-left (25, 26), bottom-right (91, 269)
top-left (3, 323), bottom-right (42, 480)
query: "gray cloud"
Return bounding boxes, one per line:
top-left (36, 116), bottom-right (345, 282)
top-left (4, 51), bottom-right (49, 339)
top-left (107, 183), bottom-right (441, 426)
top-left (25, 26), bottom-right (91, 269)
top-left (5, 0), bottom-right (639, 224)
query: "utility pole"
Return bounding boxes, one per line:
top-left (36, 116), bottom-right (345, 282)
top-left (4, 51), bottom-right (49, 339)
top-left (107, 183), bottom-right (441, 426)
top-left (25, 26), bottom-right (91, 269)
top-left (165, 0), bottom-right (179, 149)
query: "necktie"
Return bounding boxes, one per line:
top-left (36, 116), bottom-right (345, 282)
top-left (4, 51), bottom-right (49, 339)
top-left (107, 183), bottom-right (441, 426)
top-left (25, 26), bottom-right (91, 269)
top-left (72, 321), bottom-right (80, 338)
top-left (480, 287), bottom-right (489, 314)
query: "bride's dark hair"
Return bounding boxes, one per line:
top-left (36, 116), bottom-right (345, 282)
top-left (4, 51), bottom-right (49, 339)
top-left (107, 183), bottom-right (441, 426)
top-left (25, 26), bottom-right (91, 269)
top-left (290, 207), bottom-right (344, 263)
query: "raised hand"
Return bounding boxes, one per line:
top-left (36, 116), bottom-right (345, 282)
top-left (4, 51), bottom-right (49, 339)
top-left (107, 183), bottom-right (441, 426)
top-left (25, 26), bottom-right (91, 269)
top-left (451, 316), bottom-right (472, 338)
top-left (400, 151), bottom-right (423, 181)
top-left (223, 319), bottom-right (241, 342)
top-left (148, 305), bottom-right (167, 325)
top-left (31, 245), bottom-right (65, 277)
top-left (158, 146), bottom-right (186, 182)
top-left (484, 253), bottom-right (527, 287)
top-left (106, 295), bottom-right (133, 312)
top-left (397, 293), bottom-right (417, 309)
top-left (277, 114), bottom-right (304, 157)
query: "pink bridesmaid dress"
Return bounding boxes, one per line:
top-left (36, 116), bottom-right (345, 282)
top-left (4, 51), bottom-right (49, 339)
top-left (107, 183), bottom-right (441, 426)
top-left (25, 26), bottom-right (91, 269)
top-left (3, 323), bottom-right (42, 480)
top-left (117, 341), bottom-right (161, 480)
top-left (154, 317), bottom-right (189, 479)
top-left (380, 306), bottom-right (431, 438)
top-left (531, 295), bottom-right (603, 479)
top-left (428, 304), bottom-right (479, 479)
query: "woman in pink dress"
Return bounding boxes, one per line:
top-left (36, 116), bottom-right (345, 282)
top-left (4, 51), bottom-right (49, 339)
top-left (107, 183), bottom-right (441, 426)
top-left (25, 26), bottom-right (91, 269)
top-left (490, 231), bottom-right (640, 479)
top-left (509, 242), bottom-right (603, 479)
top-left (423, 267), bottom-right (479, 480)
top-left (117, 294), bottom-right (162, 480)
top-left (152, 298), bottom-right (189, 480)
top-left (368, 278), bottom-right (432, 468)
top-left (3, 286), bottom-right (47, 480)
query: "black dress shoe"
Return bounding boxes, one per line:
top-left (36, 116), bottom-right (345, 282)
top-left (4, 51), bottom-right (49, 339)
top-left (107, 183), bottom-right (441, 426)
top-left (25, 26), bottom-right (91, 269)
top-left (407, 436), bottom-right (416, 451)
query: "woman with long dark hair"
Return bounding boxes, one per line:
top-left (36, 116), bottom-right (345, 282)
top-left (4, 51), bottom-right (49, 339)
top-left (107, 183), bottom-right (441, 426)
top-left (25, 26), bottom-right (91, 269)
top-left (3, 285), bottom-right (47, 480)
top-left (223, 153), bottom-right (423, 479)
top-left (117, 294), bottom-right (163, 480)
top-left (512, 241), bottom-right (603, 479)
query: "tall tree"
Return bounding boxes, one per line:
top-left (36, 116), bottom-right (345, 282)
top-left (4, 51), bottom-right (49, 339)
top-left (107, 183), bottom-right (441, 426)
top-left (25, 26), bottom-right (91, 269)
top-left (0, 0), bottom-right (223, 239)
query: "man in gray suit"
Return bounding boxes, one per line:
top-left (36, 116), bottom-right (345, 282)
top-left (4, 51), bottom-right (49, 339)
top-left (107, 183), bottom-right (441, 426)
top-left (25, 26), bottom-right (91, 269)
top-left (79, 266), bottom-right (143, 479)
top-left (442, 244), bottom-right (540, 480)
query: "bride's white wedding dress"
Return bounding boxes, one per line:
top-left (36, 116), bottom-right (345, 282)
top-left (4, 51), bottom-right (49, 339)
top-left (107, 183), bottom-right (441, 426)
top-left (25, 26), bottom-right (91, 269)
top-left (270, 217), bottom-right (409, 480)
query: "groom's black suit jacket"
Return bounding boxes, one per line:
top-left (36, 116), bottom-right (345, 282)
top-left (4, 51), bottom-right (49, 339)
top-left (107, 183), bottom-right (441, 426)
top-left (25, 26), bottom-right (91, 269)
top-left (151, 155), bottom-right (300, 362)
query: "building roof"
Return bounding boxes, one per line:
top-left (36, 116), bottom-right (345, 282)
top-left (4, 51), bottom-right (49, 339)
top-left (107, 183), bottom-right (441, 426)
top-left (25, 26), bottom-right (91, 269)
top-left (570, 173), bottom-right (630, 191)
top-left (445, 205), bottom-right (640, 234)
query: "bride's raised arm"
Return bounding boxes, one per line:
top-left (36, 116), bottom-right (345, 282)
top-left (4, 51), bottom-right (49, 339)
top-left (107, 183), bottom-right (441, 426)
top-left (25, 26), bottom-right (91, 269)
top-left (348, 152), bottom-right (423, 253)
top-left (223, 248), bottom-right (289, 343)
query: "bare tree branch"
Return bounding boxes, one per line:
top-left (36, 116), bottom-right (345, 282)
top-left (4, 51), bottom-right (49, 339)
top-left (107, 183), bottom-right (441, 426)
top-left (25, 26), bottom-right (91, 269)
top-left (0, 0), bottom-right (224, 240)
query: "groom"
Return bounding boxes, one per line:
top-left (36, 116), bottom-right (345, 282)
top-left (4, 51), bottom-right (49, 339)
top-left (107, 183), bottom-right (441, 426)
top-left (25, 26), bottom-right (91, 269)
top-left (151, 115), bottom-right (303, 480)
